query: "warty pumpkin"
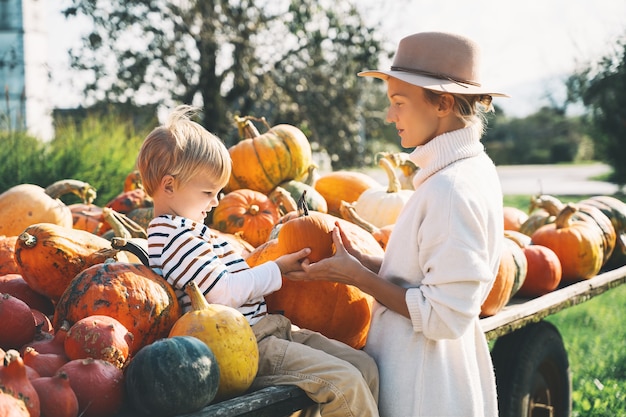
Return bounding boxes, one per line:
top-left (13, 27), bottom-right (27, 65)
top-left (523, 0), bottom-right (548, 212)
top-left (353, 157), bottom-right (413, 228)
top-left (15, 223), bottom-right (128, 302)
top-left (211, 188), bottom-right (281, 248)
top-left (226, 116), bottom-right (313, 194)
top-left (531, 203), bottom-right (604, 283)
top-left (0, 179), bottom-right (96, 236)
top-left (52, 262), bottom-right (181, 354)
top-left (168, 282), bottom-right (258, 402)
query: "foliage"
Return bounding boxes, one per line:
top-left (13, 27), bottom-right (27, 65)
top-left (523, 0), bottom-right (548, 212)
top-left (0, 112), bottom-right (148, 205)
top-left (566, 32), bottom-right (626, 189)
top-left (62, 0), bottom-right (387, 168)
top-left (483, 106), bottom-right (594, 165)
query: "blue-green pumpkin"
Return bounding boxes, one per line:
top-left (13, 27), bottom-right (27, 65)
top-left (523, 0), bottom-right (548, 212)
top-left (125, 336), bottom-right (220, 416)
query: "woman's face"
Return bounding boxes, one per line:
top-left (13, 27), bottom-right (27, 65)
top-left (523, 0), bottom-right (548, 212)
top-left (385, 78), bottom-right (443, 148)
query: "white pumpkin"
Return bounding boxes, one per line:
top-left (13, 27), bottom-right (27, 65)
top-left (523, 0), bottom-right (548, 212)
top-left (354, 157), bottom-right (413, 228)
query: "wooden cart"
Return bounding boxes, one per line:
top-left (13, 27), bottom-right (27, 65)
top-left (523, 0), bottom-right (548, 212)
top-left (113, 261), bottom-right (626, 417)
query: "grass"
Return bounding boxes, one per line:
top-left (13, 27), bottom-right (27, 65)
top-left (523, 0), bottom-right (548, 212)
top-left (504, 194), bottom-right (626, 416)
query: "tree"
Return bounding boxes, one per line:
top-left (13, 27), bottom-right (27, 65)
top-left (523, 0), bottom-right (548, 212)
top-left (566, 32), bottom-right (626, 188)
top-left (62, 0), bottom-right (386, 168)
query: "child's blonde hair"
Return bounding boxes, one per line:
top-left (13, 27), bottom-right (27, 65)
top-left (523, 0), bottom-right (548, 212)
top-left (136, 105), bottom-right (231, 196)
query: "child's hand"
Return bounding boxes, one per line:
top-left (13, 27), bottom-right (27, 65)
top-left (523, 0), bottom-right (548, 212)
top-left (275, 248), bottom-right (311, 274)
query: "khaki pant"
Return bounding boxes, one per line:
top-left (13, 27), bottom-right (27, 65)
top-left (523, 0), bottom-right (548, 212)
top-left (251, 314), bottom-right (380, 417)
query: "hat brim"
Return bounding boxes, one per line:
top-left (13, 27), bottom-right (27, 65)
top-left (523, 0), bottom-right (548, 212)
top-left (358, 69), bottom-right (509, 98)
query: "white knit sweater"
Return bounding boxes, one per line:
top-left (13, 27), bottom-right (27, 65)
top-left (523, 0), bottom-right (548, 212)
top-left (364, 125), bottom-right (503, 417)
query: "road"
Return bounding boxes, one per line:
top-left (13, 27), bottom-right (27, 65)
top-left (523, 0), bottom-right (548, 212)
top-left (361, 163), bottom-right (620, 196)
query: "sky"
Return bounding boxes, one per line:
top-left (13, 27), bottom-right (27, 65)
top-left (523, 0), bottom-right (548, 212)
top-left (46, 1), bottom-right (626, 118)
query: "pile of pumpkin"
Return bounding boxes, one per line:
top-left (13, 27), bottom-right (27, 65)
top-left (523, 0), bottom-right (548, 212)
top-left (2, 114), bottom-right (626, 416)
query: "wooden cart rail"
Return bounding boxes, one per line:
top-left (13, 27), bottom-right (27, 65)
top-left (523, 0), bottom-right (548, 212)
top-left (150, 265), bottom-right (626, 417)
top-left (481, 264), bottom-right (626, 341)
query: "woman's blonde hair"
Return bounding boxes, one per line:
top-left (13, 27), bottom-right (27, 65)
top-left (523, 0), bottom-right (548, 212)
top-left (136, 105), bottom-right (231, 196)
top-left (423, 89), bottom-right (494, 134)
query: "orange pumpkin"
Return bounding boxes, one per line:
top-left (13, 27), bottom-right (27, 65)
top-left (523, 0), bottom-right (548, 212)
top-left (578, 195), bottom-right (626, 269)
top-left (503, 206), bottom-right (529, 232)
top-left (226, 116), bottom-right (313, 194)
top-left (480, 233), bottom-right (528, 317)
top-left (69, 203), bottom-right (111, 235)
top-left (248, 197), bottom-right (383, 349)
top-left (15, 223), bottom-right (128, 302)
top-left (0, 235), bottom-right (19, 275)
top-left (211, 189), bottom-right (281, 248)
top-left (314, 171), bottom-right (380, 216)
top-left (52, 262), bottom-right (181, 354)
top-left (531, 203), bottom-right (604, 283)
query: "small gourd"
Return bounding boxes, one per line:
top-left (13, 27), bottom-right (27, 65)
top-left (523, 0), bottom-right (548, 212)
top-left (168, 281), bottom-right (259, 402)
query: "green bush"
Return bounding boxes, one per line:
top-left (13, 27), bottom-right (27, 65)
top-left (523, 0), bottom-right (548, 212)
top-left (0, 113), bottom-right (150, 205)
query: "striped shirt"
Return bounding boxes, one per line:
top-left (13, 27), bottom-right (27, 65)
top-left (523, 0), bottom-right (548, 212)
top-left (147, 215), bottom-right (282, 325)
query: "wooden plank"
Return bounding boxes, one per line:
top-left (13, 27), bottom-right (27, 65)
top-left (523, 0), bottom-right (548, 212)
top-left (480, 265), bottom-right (626, 341)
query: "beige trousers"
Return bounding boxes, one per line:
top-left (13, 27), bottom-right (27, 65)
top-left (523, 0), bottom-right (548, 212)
top-left (251, 314), bottom-right (380, 417)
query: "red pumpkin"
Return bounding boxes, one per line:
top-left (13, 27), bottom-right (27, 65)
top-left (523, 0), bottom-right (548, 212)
top-left (0, 294), bottom-right (36, 351)
top-left (31, 372), bottom-right (79, 417)
top-left (0, 349), bottom-right (40, 417)
top-left (516, 244), bottom-right (562, 298)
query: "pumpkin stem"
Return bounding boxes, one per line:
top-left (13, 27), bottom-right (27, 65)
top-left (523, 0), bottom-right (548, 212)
top-left (297, 190), bottom-right (309, 217)
top-left (103, 207), bottom-right (148, 239)
top-left (378, 156), bottom-right (401, 193)
top-left (184, 281), bottom-right (211, 311)
top-left (269, 186), bottom-right (298, 215)
top-left (18, 231), bottom-right (37, 248)
top-left (234, 115), bottom-right (272, 139)
top-left (555, 203), bottom-right (579, 229)
top-left (339, 200), bottom-right (379, 234)
top-left (44, 179), bottom-right (98, 204)
top-left (530, 194), bottom-right (565, 216)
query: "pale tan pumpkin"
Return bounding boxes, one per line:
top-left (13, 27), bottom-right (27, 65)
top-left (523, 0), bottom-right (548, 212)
top-left (354, 157), bottom-right (413, 228)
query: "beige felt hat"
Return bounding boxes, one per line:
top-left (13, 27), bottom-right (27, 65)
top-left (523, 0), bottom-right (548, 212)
top-left (359, 32), bottom-right (509, 97)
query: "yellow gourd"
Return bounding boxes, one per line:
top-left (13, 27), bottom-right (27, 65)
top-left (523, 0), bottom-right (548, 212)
top-left (168, 282), bottom-right (259, 402)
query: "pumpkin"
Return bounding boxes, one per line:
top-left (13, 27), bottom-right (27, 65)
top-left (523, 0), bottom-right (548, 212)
top-left (578, 195), bottom-right (626, 270)
top-left (52, 262), bottom-right (181, 354)
top-left (226, 116), bottom-right (313, 194)
top-left (0, 294), bottom-right (36, 350)
top-left (31, 372), bottom-right (79, 417)
top-left (531, 203), bottom-right (604, 283)
top-left (64, 315), bottom-right (134, 369)
top-left (15, 223), bottom-right (128, 302)
top-left (314, 171), bottom-right (381, 216)
top-left (516, 243), bottom-right (562, 298)
top-left (105, 188), bottom-right (153, 214)
top-left (480, 233), bottom-right (527, 317)
top-left (353, 157), bottom-right (413, 228)
top-left (0, 179), bottom-right (96, 237)
top-left (0, 350), bottom-right (40, 417)
top-left (123, 170), bottom-right (143, 192)
top-left (0, 391), bottom-right (29, 417)
top-left (58, 358), bottom-right (124, 417)
top-left (22, 347), bottom-right (68, 378)
top-left (276, 180), bottom-right (328, 213)
top-left (525, 195), bottom-right (616, 266)
top-left (211, 188), bottom-right (281, 248)
top-left (0, 235), bottom-right (19, 275)
top-left (0, 274), bottom-right (54, 315)
top-left (252, 195), bottom-right (381, 349)
top-left (168, 282), bottom-right (258, 402)
top-left (68, 203), bottom-right (111, 235)
top-left (125, 336), bottom-right (220, 416)
top-left (503, 206), bottom-right (529, 232)
top-left (339, 200), bottom-right (393, 250)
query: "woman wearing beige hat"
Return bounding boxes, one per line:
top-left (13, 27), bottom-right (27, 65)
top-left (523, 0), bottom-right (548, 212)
top-left (285, 31), bottom-right (506, 416)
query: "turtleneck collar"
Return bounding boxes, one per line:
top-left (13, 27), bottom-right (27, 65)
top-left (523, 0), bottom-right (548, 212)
top-left (409, 124), bottom-right (485, 189)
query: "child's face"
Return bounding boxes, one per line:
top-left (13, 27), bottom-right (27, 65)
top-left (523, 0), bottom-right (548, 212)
top-left (168, 174), bottom-right (225, 222)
